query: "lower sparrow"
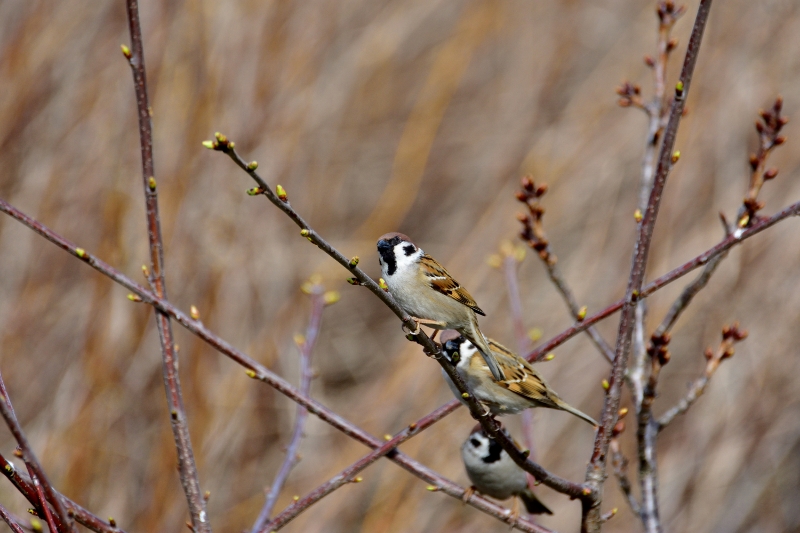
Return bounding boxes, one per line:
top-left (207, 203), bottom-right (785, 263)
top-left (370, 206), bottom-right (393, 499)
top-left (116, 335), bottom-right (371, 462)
top-left (461, 426), bottom-right (552, 518)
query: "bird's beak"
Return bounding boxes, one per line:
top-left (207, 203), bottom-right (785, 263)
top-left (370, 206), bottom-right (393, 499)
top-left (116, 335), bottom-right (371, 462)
top-left (377, 239), bottom-right (392, 253)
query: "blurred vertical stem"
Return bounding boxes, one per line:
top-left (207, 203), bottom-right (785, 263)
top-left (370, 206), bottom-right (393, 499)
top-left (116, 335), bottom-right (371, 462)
top-left (123, 1), bottom-right (210, 531)
top-left (501, 250), bottom-right (538, 463)
top-left (582, 1), bottom-right (713, 531)
top-left (251, 284), bottom-right (326, 532)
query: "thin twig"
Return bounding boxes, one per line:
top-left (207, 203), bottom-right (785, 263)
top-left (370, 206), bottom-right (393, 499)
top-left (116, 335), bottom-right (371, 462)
top-left (0, 367), bottom-right (74, 533)
top-left (582, 1), bottom-right (714, 531)
top-left (260, 400), bottom-right (550, 533)
top-left (653, 218), bottom-right (730, 339)
top-left (0, 196), bottom-right (565, 528)
top-left (24, 463), bottom-right (59, 533)
top-left (503, 251), bottom-right (530, 353)
top-left (251, 286), bottom-right (326, 531)
top-left (0, 503), bottom-right (25, 533)
top-left (206, 138), bottom-right (594, 502)
top-left (629, 5), bottom-right (688, 531)
top-left (500, 249), bottom-right (539, 492)
top-left (609, 436), bottom-right (639, 515)
top-left (1, 187), bottom-right (797, 526)
top-left (515, 179), bottom-right (616, 363)
top-left (657, 325), bottom-right (746, 429)
top-left (122, 1), bottom-right (209, 530)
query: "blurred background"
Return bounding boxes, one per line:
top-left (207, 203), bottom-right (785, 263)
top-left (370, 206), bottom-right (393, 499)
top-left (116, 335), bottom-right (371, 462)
top-left (1, 0), bottom-right (800, 531)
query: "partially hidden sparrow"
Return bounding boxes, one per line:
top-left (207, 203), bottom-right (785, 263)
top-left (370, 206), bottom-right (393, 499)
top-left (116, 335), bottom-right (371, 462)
top-left (376, 232), bottom-right (505, 380)
top-left (440, 332), bottom-right (597, 425)
top-left (461, 426), bottom-right (552, 518)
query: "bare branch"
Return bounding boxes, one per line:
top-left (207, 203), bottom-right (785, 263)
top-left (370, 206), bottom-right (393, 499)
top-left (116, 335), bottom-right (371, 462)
top-left (23, 462), bottom-right (59, 533)
top-left (583, 1), bottom-right (714, 530)
top-left (0, 452), bottom-right (124, 533)
top-left (251, 283), bottom-right (328, 531)
top-left (658, 324), bottom-right (747, 429)
top-left (122, 1), bottom-right (209, 529)
top-left (515, 178), bottom-right (616, 363)
top-left (0, 198), bottom-right (567, 529)
top-left (0, 369), bottom-right (74, 533)
top-left (260, 400), bottom-right (551, 533)
top-left (0, 503), bottom-right (25, 533)
top-left (610, 435), bottom-right (639, 516)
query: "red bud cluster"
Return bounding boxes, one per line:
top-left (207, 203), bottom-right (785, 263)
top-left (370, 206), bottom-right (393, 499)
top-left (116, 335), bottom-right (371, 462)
top-left (515, 176), bottom-right (551, 258)
top-left (616, 81), bottom-right (643, 108)
top-left (647, 332), bottom-right (671, 366)
top-left (656, 1), bottom-right (687, 27)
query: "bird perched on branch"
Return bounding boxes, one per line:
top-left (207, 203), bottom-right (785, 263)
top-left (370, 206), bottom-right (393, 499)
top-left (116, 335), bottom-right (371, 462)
top-left (376, 232), bottom-right (504, 380)
top-left (440, 332), bottom-right (597, 425)
top-left (461, 426), bottom-right (552, 519)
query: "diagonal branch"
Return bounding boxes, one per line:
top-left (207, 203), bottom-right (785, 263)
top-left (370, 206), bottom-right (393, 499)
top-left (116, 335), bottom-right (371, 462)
top-left (515, 179), bottom-right (616, 363)
top-left (0, 503), bottom-right (25, 533)
top-left (204, 137), bottom-right (593, 502)
top-left (0, 197), bottom-right (563, 529)
top-left (260, 401), bottom-right (551, 533)
top-left (1, 184), bottom-right (798, 527)
top-left (122, 1), bottom-right (209, 530)
top-left (657, 324), bottom-right (747, 429)
top-left (251, 284), bottom-right (327, 531)
top-left (0, 369), bottom-right (75, 533)
top-left (582, 1), bottom-right (714, 531)
top-left (0, 452), bottom-right (123, 533)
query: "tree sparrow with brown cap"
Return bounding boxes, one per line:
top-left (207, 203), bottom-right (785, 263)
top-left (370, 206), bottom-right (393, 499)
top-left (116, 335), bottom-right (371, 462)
top-left (440, 331), bottom-right (597, 425)
top-left (461, 425), bottom-right (552, 519)
top-left (376, 232), bottom-right (504, 380)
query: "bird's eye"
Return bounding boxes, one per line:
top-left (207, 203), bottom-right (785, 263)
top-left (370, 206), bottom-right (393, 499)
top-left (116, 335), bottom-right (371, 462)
top-left (403, 244), bottom-right (416, 256)
top-left (469, 438), bottom-right (481, 448)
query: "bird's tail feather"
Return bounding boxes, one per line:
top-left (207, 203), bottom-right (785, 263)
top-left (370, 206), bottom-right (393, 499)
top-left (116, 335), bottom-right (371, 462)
top-left (553, 397), bottom-right (598, 426)
top-left (519, 488), bottom-right (553, 515)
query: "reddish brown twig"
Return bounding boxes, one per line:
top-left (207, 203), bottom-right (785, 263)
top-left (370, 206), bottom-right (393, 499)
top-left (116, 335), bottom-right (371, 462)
top-left (122, 1), bottom-right (209, 530)
top-left (260, 400), bottom-right (550, 533)
top-left (0, 368), bottom-right (74, 533)
top-left (0, 450), bottom-right (123, 533)
top-left (0, 198), bottom-right (585, 509)
top-left (658, 324), bottom-right (747, 429)
top-left (582, 1), bottom-right (714, 530)
top-left (609, 413), bottom-right (638, 515)
top-left (2, 175), bottom-right (798, 528)
top-left (515, 177), bottom-right (616, 363)
top-left (23, 461), bottom-right (59, 533)
top-left (627, 0), bottom-right (686, 414)
top-left (0, 503), bottom-right (25, 533)
top-left (207, 135), bottom-right (598, 502)
top-left (739, 97), bottom-right (788, 229)
top-left (251, 282), bottom-right (330, 532)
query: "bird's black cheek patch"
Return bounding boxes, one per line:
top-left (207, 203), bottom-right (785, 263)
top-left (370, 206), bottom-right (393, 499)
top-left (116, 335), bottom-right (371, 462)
top-left (403, 244), bottom-right (416, 256)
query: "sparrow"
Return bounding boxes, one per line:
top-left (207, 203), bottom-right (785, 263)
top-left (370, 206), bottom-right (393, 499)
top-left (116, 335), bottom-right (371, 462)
top-left (440, 332), bottom-right (597, 425)
top-left (376, 232), bottom-right (505, 380)
top-left (461, 426), bottom-right (552, 518)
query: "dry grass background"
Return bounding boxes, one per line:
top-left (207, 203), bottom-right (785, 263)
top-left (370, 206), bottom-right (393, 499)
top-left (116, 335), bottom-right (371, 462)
top-left (1, 0), bottom-right (800, 532)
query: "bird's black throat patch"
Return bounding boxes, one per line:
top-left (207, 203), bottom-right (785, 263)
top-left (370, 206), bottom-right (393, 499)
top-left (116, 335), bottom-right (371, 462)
top-left (483, 436), bottom-right (504, 463)
top-left (377, 239), bottom-right (400, 276)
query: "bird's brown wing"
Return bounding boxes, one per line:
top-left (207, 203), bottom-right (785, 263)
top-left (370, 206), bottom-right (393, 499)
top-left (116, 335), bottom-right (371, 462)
top-left (419, 254), bottom-right (485, 315)
top-left (488, 340), bottom-right (557, 404)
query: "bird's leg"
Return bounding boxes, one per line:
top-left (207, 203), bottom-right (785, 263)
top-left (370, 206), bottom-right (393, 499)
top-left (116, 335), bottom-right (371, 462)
top-left (462, 486), bottom-right (476, 504)
top-left (508, 498), bottom-right (520, 527)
